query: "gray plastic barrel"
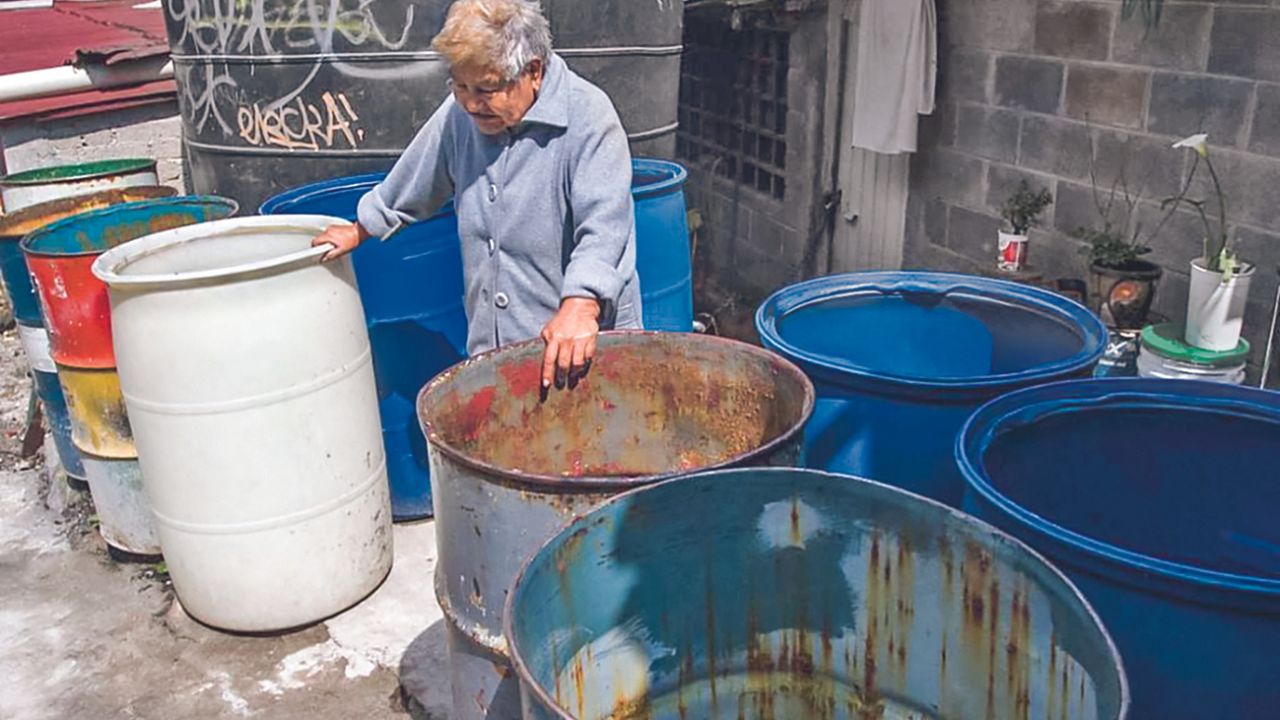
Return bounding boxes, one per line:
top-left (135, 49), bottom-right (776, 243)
top-left (418, 331), bottom-right (814, 720)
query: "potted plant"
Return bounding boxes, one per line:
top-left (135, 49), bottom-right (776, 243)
top-left (1076, 146), bottom-right (1166, 330)
top-left (998, 180), bottom-right (1053, 272)
top-left (1164, 133), bottom-right (1253, 351)
top-left (1080, 227), bottom-right (1163, 330)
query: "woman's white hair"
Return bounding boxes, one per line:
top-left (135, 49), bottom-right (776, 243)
top-left (433, 0), bottom-right (553, 81)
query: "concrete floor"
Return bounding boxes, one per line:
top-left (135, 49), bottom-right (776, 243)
top-left (0, 321), bottom-right (454, 719)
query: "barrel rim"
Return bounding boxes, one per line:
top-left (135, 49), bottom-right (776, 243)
top-left (21, 195), bottom-right (240, 258)
top-left (417, 330), bottom-right (816, 490)
top-left (258, 172), bottom-right (457, 220)
top-left (631, 157), bottom-right (688, 199)
top-left (504, 466), bottom-right (1131, 720)
top-left (0, 186), bottom-right (178, 240)
top-left (0, 158), bottom-right (157, 187)
top-left (755, 271), bottom-right (1109, 394)
top-left (91, 214), bottom-right (342, 287)
top-left (956, 377), bottom-right (1280, 599)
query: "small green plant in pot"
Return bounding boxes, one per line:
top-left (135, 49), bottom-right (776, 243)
top-left (998, 180), bottom-right (1053, 272)
top-left (1164, 133), bottom-right (1253, 351)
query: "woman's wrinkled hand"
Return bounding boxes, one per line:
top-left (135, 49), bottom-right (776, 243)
top-left (312, 222), bottom-right (369, 261)
top-left (540, 297), bottom-right (601, 389)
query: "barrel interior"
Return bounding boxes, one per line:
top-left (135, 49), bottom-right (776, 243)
top-left (0, 187), bottom-right (177, 238)
top-left (979, 401), bottom-right (1280, 580)
top-left (421, 334), bottom-right (810, 478)
top-left (509, 470), bottom-right (1125, 720)
top-left (777, 292), bottom-right (1088, 381)
top-left (113, 226), bottom-right (315, 277)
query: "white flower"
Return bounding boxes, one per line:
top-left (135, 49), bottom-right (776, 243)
top-left (1173, 133), bottom-right (1209, 157)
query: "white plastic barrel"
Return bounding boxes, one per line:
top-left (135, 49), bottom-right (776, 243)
top-left (92, 215), bottom-right (392, 632)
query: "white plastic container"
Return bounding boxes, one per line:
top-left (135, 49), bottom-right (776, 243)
top-left (1185, 257), bottom-right (1254, 351)
top-left (1138, 322), bottom-right (1248, 385)
top-left (92, 215), bottom-right (392, 631)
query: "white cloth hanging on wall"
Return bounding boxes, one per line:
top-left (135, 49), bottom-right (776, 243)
top-left (850, 0), bottom-right (937, 155)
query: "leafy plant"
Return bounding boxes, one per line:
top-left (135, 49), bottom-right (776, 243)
top-left (1122, 0), bottom-right (1164, 34)
top-left (1000, 181), bottom-right (1053, 235)
top-left (1163, 134), bottom-right (1239, 278)
top-left (1079, 226), bottom-right (1150, 268)
top-left (1076, 133), bottom-right (1168, 269)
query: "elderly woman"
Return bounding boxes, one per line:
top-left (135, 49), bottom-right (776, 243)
top-left (314, 0), bottom-right (641, 389)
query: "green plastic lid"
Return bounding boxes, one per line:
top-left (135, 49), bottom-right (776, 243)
top-left (0, 159), bottom-right (156, 187)
top-left (1140, 322), bottom-right (1250, 366)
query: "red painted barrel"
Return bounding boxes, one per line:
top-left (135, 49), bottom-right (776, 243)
top-left (23, 195), bottom-right (238, 367)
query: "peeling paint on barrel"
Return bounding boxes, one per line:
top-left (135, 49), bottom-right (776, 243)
top-left (506, 469), bottom-right (1129, 720)
top-left (57, 364), bottom-right (135, 458)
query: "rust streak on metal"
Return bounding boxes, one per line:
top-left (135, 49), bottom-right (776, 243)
top-left (790, 497), bottom-right (802, 546)
top-left (571, 654), bottom-right (586, 719)
top-left (862, 531), bottom-right (881, 713)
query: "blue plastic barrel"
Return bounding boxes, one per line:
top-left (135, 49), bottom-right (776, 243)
top-left (757, 271), bottom-right (1107, 507)
top-left (958, 379), bottom-right (1280, 719)
top-left (260, 159), bottom-right (693, 520)
top-left (30, 337), bottom-right (86, 482)
top-left (631, 158), bottom-right (693, 332)
top-left (507, 467), bottom-right (1129, 720)
top-left (261, 175), bottom-right (467, 521)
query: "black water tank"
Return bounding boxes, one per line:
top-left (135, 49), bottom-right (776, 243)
top-left (163, 0), bottom-right (682, 208)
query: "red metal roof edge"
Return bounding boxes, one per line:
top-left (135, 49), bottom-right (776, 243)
top-left (0, 0), bottom-right (175, 123)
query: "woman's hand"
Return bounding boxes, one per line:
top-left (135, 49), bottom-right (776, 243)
top-left (540, 297), bottom-right (601, 389)
top-left (312, 222), bottom-right (370, 261)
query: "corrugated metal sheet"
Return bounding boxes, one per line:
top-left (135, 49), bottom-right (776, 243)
top-left (0, 0), bottom-right (175, 122)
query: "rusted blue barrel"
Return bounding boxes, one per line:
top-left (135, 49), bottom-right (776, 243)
top-left (507, 467), bottom-right (1129, 720)
top-left (958, 379), bottom-right (1280, 719)
top-left (757, 271), bottom-right (1107, 507)
top-left (418, 331), bottom-right (814, 720)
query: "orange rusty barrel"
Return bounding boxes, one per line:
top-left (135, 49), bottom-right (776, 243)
top-left (418, 331), bottom-right (815, 720)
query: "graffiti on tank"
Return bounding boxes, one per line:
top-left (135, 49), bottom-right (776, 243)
top-left (236, 91), bottom-right (365, 150)
top-left (165, 0), bottom-right (433, 145)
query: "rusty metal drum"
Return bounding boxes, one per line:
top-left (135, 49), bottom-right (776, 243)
top-left (22, 196), bottom-right (239, 368)
top-left (417, 331), bottom-right (815, 720)
top-left (507, 468), bottom-right (1130, 720)
top-left (0, 188), bottom-right (177, 552)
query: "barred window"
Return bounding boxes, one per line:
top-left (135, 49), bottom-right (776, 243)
top-left (677, 15), bottom-right (789, 201)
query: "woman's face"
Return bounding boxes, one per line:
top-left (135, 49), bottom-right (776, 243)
top-left (449, 59), bottom-right (544, 135)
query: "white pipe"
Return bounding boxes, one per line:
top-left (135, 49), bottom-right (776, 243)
top-left (0, 58), bottom-right (174, 104)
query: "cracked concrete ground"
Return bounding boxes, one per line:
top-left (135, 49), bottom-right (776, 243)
top-left (0, 315), bottom-right (454, 719)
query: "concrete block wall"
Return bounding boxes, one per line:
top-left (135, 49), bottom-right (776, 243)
top-left (907, 0), bottom-right (1280, 376)
top-left (681, 10), bottom-right (830, 309)
top-left (2, 101), bottom-right (186, 191)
